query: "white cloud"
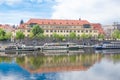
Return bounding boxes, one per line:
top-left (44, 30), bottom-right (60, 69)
top-left (57, 59), bottom-right (120, 80)
top-left (51, 0), bottom-right (120, 24)
top-left (0, 0), bottom-right (23, 5)
top-left (0, 73), bottom-right (23, 80)
top-left (0, 11), bottom-right (46, 25)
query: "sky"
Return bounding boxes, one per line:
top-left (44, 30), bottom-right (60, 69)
top-left (0, 0), bottom-right (120, 25)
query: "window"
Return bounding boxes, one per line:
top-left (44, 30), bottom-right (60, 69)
top-left (90, 30), bottom-right (92, 33)
top-left (81, 30), bottom-right (84, 33)
top-left (42, 22), bottom-right (44, 24)
top-left (29, 23), bottom-right (37, 27)
top-left (94, 31), bottom-right (97, 33)
top-left (46, 30), bottom-right (49, 32)
top-left (50, 30), bottom-right (53, 32)
top-left (54, 22), bottom-right (56, 24)
top-left (83, 24), bottom-right (91, 28)
top-left (86, 30), bottom-right (88, 33)
top-left (27, 30), bottom-right (30, 32)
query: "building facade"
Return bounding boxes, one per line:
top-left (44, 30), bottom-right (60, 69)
top-left (19, 18), bottom-right (104, 37)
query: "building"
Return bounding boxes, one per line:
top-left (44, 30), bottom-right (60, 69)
top-left (0, 24), bottom-right (16, 41)
top-left (18, 18), bottom-right (104, 37)
top-left (103, 25), bottom-right (115, 39)
top-left (113, 22), bottom-right (120, 30)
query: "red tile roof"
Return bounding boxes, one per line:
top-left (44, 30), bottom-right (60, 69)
top-left (92, 23), bottom-right (105, 34)
top-left (0, 24), bottom-right (15, 31)
top-left (18, 23), bottom-right (28, 29)
top-left (27, 18), bottom-right (90, 26)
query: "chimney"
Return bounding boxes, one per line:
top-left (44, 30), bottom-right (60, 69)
top-left (79, 18), bottom-right (81, 20)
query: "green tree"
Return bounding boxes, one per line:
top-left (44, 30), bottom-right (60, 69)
top-left (98, 34), bottom-right (105, 39)
top-left (81, 33), bottom-right (88, 39)
top-left (36, 33), bottom-right (46, 39)
top-left (20, 19), bottom-right (24, 25)
top-left (16, 30), bottom-right (25, 40)
top-left (31, 25), bottom-right (44, 37)
top-left (52, 33), bottom-right (59, 40)
top-left (5, 32), bottom-right (12, 40)
top-left (112, 30), bottom-right (120, 39)
top-left (52, 33), bottom-right (65, 41)
top-left (69, 32), bottom-right (76, 39)
top-left (0, 29), bottom-right (6, 40)
top-left (58, 34), bottom-right (65, 41)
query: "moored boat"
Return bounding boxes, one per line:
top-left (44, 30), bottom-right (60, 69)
top-left (5, 45), bottom-right (37, 51)
top-left (94, 42), bottom-right (120, 50)
top-left (42, 42), bottom-right (82, 50)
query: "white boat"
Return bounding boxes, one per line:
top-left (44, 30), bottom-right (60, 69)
top-left (42, 42), bottom-right (82, 50)
top-left (94, 42), bottom-right (120, 50)
top-left (4, 45), bottom-right (37, 51)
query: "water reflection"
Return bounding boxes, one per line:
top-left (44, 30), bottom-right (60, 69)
top-left (0, 50), bottom-right (120, 80)
top-left (95, 49), bottom-right (120, 54)
top-left (16, 54), bottom-right (101, 73)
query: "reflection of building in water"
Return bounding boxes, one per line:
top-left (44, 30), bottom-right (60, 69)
top-left (104, 54), bottom-right (120, 63)
top-left (0, 56), bottom-right (13, 63)
top-left (42, 49), bottom-right (84, 55)
top-left (16, 54), bottom-right (102, 73)
top-left (95, 49), bottom-right (120, 54)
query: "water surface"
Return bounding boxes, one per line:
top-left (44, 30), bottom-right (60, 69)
top-left (0, 50), bottom-right (120, 80)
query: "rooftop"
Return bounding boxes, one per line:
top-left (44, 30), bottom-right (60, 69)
top-left (27, 18), bottom-right (90, 26)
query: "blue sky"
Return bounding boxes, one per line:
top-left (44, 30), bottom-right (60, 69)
top-left (0, 0), bottom-right (120, 25)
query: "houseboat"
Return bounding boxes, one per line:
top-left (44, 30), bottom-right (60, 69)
top-left (94, 42), bottom-right (120, 50)
top-left (5, 45), bottom-right (37, 51)
top-left (42, 42), bottom-right (82, 50)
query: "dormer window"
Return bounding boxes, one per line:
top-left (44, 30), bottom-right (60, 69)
top-left (54, 22), bottom-right (56, 24)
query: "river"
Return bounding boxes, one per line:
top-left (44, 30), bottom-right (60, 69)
top-left (0, 49), bottom-right (120, 80)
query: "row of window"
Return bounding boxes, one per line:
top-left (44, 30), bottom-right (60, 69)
top-left (42, 26), bottom-right (81, 29)
top-left (46, 34), bottom-right (98, 37)
top-left (44, 30), bottom-right (97, 33)
top-left (42, 25), bottom-right (92, 29)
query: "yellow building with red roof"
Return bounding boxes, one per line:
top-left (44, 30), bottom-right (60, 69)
top-left (18, 18), bottom-right (104, 37)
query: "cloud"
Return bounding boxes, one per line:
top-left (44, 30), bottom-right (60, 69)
top-left (0, 11), bottom-right (48, 25)
top-left (51, 0), bottom-right (120, 24)
top-left (0, 74), bottom-right (23, 80)
top-left (57, 59), bottom-right (120, 80)
top-left (0, 0), bottom-right (23, 5)
top-left (0, 0), bottom-right (55, 24)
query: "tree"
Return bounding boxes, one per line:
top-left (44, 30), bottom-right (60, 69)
top-left (20, 19), bottom-right (24, 25)
top-left (81, 33), bottom-right (88, 39)
top-left (52, 33), bottom-right (65, 41)
top-left (52, 33), bottom-right (59, 40)
top-left (98, 34), bottom-right (105, 39)
top-left (36, 33), bottom-right (46, 39)
top-left (16, 30), bottom-right (25, 40)
top-left (69, 32), bottom-right (77, 39)
top-left (31, 25), bottom-right (44, 37)
top-left (58, 34), bottom-right (65, 41)
top-left (0, 29), bottom-right (6, 36)
top-left (112, 30), bottom-right (120, 39)
top-left (0, 29), bottom-right (6, 40)
top-left (5, 32), bottom-right (12, 40)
